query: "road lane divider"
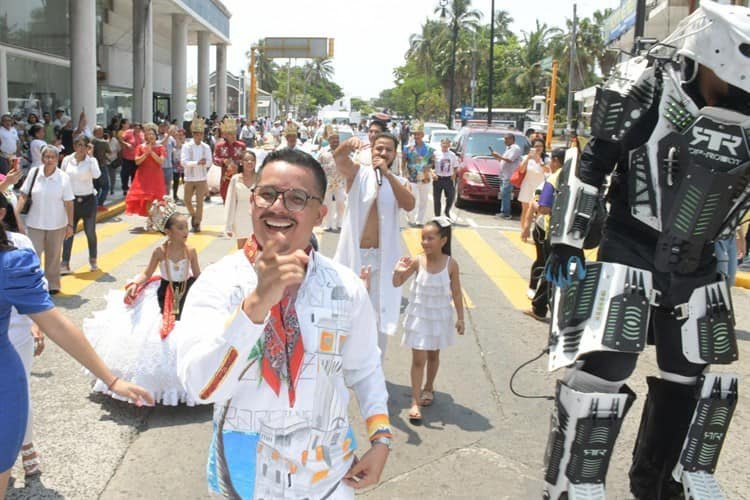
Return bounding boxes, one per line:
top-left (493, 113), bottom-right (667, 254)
top-left (453, 228), bottom-right (528, 310)
top-left (68, 222), bottom-right (130, 258)
top-left (60, 225), bottom-right (222, 296)
top-left (401, 228), bottom-right (475, 309)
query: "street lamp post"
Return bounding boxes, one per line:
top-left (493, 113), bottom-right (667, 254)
top-left (440, 0), bottom-right (458, 129)
top-left (488, 0), bottom-right (495, 126)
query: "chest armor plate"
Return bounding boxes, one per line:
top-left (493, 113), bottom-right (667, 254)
top-left (628, 69), bottom-right (750, 273)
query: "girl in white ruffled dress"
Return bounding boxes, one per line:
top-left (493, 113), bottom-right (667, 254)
top-left (393, 217), bottom-right (465, 422)
top-left (84, 202), bottom-right (200, 405)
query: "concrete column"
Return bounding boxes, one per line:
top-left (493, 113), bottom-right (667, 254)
top-left (0, 47), bottom-right (7, 114)
top-left (133, 0), bottom-right (153, 122)
top-left (70, 0), bottom-right (97, 126)
top-left (171, 14), bottom-right (188, 121)
top-left (197, 31), bottom-right (210, 118)
top-left (215, 43), bottom-right (227, 118)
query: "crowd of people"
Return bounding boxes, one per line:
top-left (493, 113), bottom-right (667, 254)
top-left (4, 13), bottom-right (750, 491)
top-left (0, 109), bottom-right (474, 498)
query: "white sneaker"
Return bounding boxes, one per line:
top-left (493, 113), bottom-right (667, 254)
top-left (60, 264), bottom-right (72, 276)
top-left (527, 288), bottom-right (536, 300)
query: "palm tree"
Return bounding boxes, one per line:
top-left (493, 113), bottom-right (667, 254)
top-left (433, 0), bottom-right (482, 123)
top-left (305, 57), bottom-right (334, 85)
top-left (493, 9), bottom-right (514, 45)
top-left (507, 21), bottom-right (561, 98)
top-left (246, 40), bottom-right (278, 93)
top-left (406, 19), bottom-right (447, 87)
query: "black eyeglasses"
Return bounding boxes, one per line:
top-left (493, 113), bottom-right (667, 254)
top-left (251, 185), bottom-right (323, 212)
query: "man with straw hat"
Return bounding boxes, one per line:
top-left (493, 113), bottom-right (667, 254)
top-left (213, 117), bottom-right (246, 203)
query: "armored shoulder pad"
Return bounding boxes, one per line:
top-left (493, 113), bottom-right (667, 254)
top-left (590, 56), bottom-right (658, 143)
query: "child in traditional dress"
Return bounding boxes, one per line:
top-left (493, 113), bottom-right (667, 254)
top-left (83, 198), bottom-right (200, 405)
top-left (393, 217), bottom-right (464, 422)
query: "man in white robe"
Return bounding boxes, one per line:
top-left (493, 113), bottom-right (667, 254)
top-left (333, 132), bottom-right (415, 361)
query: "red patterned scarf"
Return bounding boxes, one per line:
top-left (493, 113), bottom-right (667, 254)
top-left (243, 235), bottom-right (307, 407)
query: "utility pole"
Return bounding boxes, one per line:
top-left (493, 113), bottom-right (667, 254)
top-left (546, 60), bottom-right (558, 151)
top-left (565, 3), bottom-right (577, 136)
top-left (285, 58), bottom-right (291, 117)
top-left (471, 31), bottom-right (477, 107)
top-left (633, 0), bottom-right (647, 53)
top-left (487, 0), bottom-right (495, 126)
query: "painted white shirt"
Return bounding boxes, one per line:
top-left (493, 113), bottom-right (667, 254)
top-left (20, 167), bottom-right (74, 230)
top-left (180, 140), bottom-right (213, 182)
top-left (177, 250), bottom-right (390, 499)
top-left (61, 153), bottom-right (101, 196)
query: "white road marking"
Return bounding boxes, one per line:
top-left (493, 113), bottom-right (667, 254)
top-left (466, 217), bottom-right (478, 228)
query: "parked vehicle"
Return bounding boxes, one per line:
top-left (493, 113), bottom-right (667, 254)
top-left (423, 122), bottom-right (448, 138)
top-left (454, 127), bottom-right (530, 208)
top-left (428, 129), bottom-right (459, 150)
top-left (306, 125), bottom-right (355, 157)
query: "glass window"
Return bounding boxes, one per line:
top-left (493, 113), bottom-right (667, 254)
top-left (7, 55), bottom-right (70, 117)
top-left (0, 1), bottom-right (70, 58)
top-left (100, 87), bottom-right (133, 126)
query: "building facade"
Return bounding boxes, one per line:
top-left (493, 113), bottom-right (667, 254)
top-left (0, 0), bottom-right (232, 126)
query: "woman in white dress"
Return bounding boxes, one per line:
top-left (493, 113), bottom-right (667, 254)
top-left (83, 202), bottom-right (201, 405)
top-left (517, 138), bottom-right (548, 240)
top-left (224, 150), bottom-right (255, 249)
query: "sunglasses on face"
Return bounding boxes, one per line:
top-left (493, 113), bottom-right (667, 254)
top-left (251, 185), bottom-right (322, 212)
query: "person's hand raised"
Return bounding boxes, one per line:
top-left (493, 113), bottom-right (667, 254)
top-left (244, 234), bottom-right (309, 323)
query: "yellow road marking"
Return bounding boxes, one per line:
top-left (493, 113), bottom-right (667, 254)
top-left (401, 228), bottom-right (475, 309)
top-left (69, 222), bottom-right (130, 256)
top-left (60, 225), bottom-right (222, 296)
top-left (453, 228), bottom-right (528, 310)
top-left (502, 231), bottom-right (536, 260)
top-left (502, 230), bottom-right (598, 261)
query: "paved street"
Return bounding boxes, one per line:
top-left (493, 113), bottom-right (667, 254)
top-left (7, 197), bottom-right (750, 500)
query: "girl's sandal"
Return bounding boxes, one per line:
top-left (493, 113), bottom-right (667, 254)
top-left (22, 445), bottom-right (42, 478)
top-left (408, 406), bottom-right (422, 423)
top-left (419, 390), bottom-right (434, 407)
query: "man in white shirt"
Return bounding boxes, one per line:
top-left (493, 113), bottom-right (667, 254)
top-left (177, 148), bottom-right (392, 499)
top-left (317, 126), bottom-right (346, 232)
top-left (334, 132), bottom-right (414, 361)
top-left (491, 133), bottom-right (522, 219)
top-left (180, 117), bottom-right (212, 232)
top-left (431, 138), bottom-right (459, 219)
top-left (239, 120), bottom-right (256, 147)
top-left (0, 114), bottom-right (21, 175)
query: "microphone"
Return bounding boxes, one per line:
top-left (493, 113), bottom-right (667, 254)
top-left (375, 167), bottom-right (382, 186)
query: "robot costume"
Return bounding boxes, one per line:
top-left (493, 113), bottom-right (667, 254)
top-left (542, 3), bottom-right (750, 499)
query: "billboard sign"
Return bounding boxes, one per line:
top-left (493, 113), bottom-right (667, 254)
top-left (263, 37), bottom-right (332, 59)
top-left (603, 0), bottom-right (637, 44)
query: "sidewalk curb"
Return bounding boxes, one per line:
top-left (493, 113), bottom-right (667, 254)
top-left (73, 200), bottom-right (126, 233)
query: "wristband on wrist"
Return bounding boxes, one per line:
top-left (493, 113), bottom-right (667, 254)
top-left (107, 376), bottom-right (119, 391)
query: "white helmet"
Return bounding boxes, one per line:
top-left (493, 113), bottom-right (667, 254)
top-left (661, 1), bottom-right (750, 93)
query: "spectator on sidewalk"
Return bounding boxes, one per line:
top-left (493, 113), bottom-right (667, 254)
top-left (0, 114), bottom-right (21, 175)
top-left (61, 135), bottom-right (102, 273)
top-left (491, 134), bottom-right (522, 220)
top-left (118, 120), bottom-right (143, 196)
top-left (91, 126), bottom-right (111, 209)
top-left (172, 128), bottom-right (186, 202)
top-left (17, 145), bottom-right (75, 294)
top-left (522, 147), bottom-right (565, 321)
top-left (158, 121), bottom-right (177, 197)
top-left (518, 138), bottom-right (549, 239)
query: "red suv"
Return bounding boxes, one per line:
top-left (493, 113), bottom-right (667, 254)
top-left (454, 127), bottom-right (530, 208)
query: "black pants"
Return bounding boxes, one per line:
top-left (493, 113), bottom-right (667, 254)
top-left (121, 158), bottom-right (136, 195)
top-left (62, 194), bottom-right (98, 263)
top-left (173, 171), bottom-right (183, 199)
top-left (577, 226), bottom-right (717, 382)
top-left (530, 225), bottom-right (551, 316)
top-left (433, 176), bottom-right (455, 218)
